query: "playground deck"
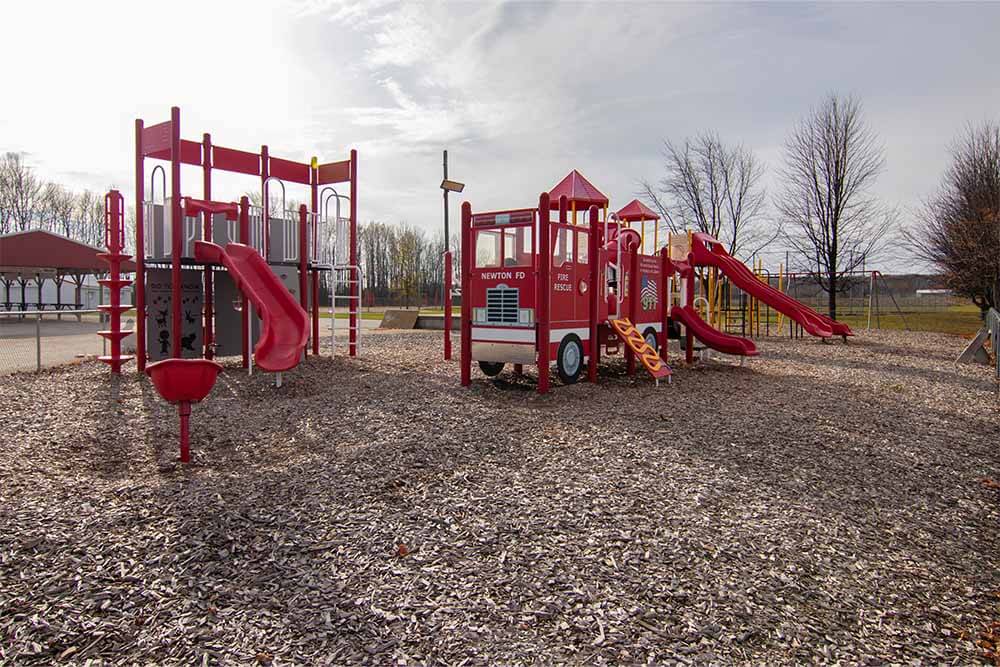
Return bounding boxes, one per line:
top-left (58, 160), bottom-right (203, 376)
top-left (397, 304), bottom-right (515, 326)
top-left (1, 331), bottom-right (998, 663)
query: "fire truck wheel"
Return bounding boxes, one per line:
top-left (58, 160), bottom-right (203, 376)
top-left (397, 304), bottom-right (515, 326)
top-left (478, 361), bottom-right (505, 377)
top-left (642, 327), bottom-right (658, 353)
top-left (556, 334), bottom-right (583, 384)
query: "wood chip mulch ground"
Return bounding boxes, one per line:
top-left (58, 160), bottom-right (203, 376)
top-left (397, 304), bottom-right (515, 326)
top-left (1, 330), bottom-right (998, 664)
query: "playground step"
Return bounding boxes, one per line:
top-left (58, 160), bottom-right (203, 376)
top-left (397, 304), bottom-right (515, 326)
top-left (98, 329), bottom-right (135, 341)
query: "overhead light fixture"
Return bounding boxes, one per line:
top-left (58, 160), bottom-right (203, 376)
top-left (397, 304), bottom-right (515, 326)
top-left (440, 179), bottom-right (465, 193)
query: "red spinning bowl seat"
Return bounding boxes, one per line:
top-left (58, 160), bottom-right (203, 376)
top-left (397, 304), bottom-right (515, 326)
top-left (145, 358), bottom-right (224, 404)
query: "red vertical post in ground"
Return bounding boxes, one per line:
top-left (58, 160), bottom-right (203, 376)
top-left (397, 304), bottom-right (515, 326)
top-left (134, 119), bottom-right (146, 372)
top-left (660, 248), bottom-right (670, 363)
top-left (444, 250), bottom-right (453, 360)
top-left (310, 165), bottom-right (320, 356)
top-left (170, 106), bottom-right (182, 358)
top-left (626, 243), bottom-right (638, 375)
top-left (203, 132), bottom-right (214, 359)
top-left (587, 205), bottom-right (600, 384)
top-left (297, 204), bottom-right (309, 357)
top-left (685, 255), bottom-right (695, 364)
top-left (349, 149), bottom-right (358, 357)
top-left (537, 192), bottom-right (552, 394)
top-left (178, 401), bottom-right (191, 463)
top-left (459, 203), bottom-right (472, 386)
top-left (239, 197), bottom-right (250, 368)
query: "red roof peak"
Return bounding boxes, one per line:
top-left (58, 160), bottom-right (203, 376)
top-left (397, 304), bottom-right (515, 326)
top-left (547, 170), bottom-right (608, 210)
top-left (615, 199), bottom-right (660, 222)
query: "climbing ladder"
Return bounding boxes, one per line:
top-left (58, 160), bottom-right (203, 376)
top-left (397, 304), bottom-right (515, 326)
top-left (97, 190), bottom-right (135, 393)
top-left (318, 187), bottom-right (363, 357)
top-left (609, 317), bottom-right (671, 384)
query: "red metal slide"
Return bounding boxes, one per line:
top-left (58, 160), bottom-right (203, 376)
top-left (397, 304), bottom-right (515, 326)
top-left (195, 241), bottom-right (308, 372)
top-left (689, 233), bottom-right (853, 338)
top-left (671, 305), bottom-right (759, 356)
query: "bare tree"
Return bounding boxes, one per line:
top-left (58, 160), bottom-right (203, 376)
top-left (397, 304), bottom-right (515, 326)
top-left (777, 94), bottom-right (896, 319)
top-left (41, 183), bottom-right (77, 236)
top-left (1, 152), bottom-right (44, 232)
top-left (75, 190), bottom-right (105, 248)
top-left (0, 155), bottom-right (12, 235)
top-left (909, 122), bottom-right (1000, 315)
top-left (640, 132), bottom-right (771, 259)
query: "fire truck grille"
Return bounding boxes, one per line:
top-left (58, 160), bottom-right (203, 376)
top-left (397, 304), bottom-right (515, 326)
top-left (486, 286), bottom-right (519, 324)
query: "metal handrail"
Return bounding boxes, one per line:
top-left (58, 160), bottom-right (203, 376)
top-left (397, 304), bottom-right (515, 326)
top-left (150, 165), bottom-right (166, 204)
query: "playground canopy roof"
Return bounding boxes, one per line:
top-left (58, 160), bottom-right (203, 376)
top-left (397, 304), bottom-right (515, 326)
top-left (0, 230), bottom-right (135, 279)
top-left (548, 170), bottom-right (609, 210)
top-left (615, 199), bottom-right (660, 222)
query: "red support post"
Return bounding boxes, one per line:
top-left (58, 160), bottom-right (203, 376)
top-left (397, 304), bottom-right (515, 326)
top-left (297, 203), bottom-right (309, 358)
top-left (537, 192), bottom-right (552, 394)
top-left (349, 149), bottom-right (358, 357)
top-left (170, 107), bottom-right (182, 358)
top-left (685, 254), bottom-right (695, 364)
top-left (459, 203), bottom-right (472, 386)
top-left (134, 119), bottom-right (146, 372)
top-left (588, 205), bottom-right (600, 384)
top-left (239, 196), bottom-right (250, 368)
top-left (203, 132), bottom-right (214, 359)
top-left (627, 246), bottom-right (639, 376)
top-left (660, 247), bottom-right (670, 363)
top-left (443, 250), bottom-right (453, 360)
top-left (310, 162), bottom-right (320, 356)
top-left (178, 401), bottom-right (191, 464)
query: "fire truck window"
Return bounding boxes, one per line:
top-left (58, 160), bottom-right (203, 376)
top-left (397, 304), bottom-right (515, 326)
top-left (552, 228), bottom-right (571, 267)
top-left (475, 230), bottom-right (501, 268)
top-left (576, 230), bottom-right (589, 264)
top-left (502, 229), bottom-right (518, 266)
top-left (518, 226), bottom-right (533, 264)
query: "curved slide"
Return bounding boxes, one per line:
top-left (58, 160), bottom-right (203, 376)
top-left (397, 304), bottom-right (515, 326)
top-left (195, 241), bottom-right (308, 372)
top-left (690, 233), bottom-right (853, 338)
top-left (671, 305), bottom-right (759, 356)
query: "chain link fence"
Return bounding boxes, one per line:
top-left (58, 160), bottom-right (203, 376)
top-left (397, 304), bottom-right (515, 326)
top-left (0, 310), bottom-right (134, 374)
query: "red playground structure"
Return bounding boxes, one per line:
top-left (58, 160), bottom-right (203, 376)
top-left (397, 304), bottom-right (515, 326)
top-left (459, 170), bottom-right (852, 394)
top-left (100, 106), bottom-right (362, 461)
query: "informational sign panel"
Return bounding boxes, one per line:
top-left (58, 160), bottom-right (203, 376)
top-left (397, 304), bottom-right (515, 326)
top-left (145, 268), bottom-right (203, 361)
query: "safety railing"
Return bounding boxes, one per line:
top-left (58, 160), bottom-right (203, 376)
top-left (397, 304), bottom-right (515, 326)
top-left (247, 205), bottom-right (267, 256)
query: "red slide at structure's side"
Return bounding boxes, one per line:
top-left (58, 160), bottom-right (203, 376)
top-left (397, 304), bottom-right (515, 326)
top-left (195, 241), bottom-right (309, 372)
top-left (689, 233), bottom-right (853, 339)
top-left (671, 305), bottom-right (759, 357)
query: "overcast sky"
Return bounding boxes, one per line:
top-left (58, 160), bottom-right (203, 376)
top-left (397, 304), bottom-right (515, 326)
top-left (2, 1), bottom-right (999, 268)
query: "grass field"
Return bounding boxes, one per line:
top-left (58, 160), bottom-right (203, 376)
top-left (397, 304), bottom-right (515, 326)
top-left (837, 304), bottom-right (983, 337)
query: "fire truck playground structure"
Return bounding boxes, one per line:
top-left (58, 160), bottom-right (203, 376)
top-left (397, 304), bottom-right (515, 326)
top-left (458, 170), bottom-right (853, 395)
top-left (98, 106), bottom-right (360, 461)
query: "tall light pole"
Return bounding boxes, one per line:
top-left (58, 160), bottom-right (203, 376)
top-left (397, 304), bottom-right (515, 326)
top-left (440, 151), bottom-right (465, 360)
